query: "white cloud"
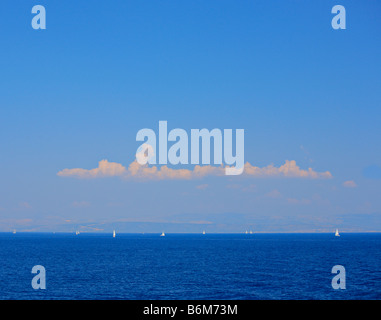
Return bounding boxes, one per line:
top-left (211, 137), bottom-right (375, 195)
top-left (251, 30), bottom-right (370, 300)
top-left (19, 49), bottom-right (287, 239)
top-left (343, 180), bottom-right (357, 188)
top-left (244, 160), bottom-right (332, 179)
top-left (57, 159), bottom-right (332, 181)
top-left (58, 160), bottom-right (126, 178)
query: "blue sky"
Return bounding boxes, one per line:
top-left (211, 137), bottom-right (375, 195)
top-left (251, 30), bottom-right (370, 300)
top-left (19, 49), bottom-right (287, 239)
top-left (0, 0), bottom-right (380, 232)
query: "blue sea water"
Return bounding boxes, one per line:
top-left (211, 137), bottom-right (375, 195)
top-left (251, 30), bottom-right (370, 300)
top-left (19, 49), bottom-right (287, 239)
top-left (0, 233), bottom-right (380, 300)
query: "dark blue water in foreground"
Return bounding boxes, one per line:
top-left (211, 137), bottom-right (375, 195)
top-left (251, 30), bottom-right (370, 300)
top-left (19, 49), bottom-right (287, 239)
top-left (0, 233), bottom-right (380, 300)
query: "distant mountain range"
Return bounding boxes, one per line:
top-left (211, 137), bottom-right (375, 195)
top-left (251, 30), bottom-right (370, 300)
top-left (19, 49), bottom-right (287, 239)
top-left (3, 212), bottom-right (381, 233)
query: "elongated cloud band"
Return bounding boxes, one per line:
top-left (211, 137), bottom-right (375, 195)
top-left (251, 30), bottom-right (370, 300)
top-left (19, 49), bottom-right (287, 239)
top-left (57, 160), bottom-right (332, 180)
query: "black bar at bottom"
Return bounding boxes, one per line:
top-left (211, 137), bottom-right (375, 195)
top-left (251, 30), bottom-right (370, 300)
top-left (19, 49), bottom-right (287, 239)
top-left (0, 300), bottom-right (378, 319)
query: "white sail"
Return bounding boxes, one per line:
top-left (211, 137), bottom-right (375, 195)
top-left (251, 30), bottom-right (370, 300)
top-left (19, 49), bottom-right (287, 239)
top-left (202, 231), bottom-right (206, 235)
top-left (13, 229), bottom-right (16, 234)
top-left (113, 230), bottom-right (116, 238)
top-left (335, 229), bottom-right (340, 237)
top-left (160, 232), bottom-right (165, 237)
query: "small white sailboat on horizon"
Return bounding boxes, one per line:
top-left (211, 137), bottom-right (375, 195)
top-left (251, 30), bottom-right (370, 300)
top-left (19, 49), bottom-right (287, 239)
top-left (12, 229), bottom-right (16, 234)
top-left (113, 230), bottom-right (116, 238)
top-left (75, 230), bottom-right (80, 235)
top-left (335, 228), bottom-right (340, 237)
top-left (160, 232), bottom-right (165, 237)
top-left (202, 231), bottom-right (206, 235)
top-left (245, 230), bottom-right (248, 234)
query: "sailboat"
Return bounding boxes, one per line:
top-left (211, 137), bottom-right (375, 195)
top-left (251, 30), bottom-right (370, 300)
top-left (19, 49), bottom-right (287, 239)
top-left (160, 232), bottom-right (165, 237)
top-left (113, 230), bottom-right (116, 238)
top-left (75, 230), bottom-right (80, 235)
top-left (245, 230), bottom-right (248, 234)
top-left (202, 231), bottom-right (206, 235)
top-left (249, 230), bottom-right (253, 234)
top-left (12, 229), bottom-right (16, 234)
top-left (335, 229), bottom-right (340, 237)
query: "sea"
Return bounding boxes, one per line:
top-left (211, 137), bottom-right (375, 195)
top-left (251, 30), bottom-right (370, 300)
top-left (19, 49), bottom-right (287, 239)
top-left (0, 233), bottom-right (380, 300)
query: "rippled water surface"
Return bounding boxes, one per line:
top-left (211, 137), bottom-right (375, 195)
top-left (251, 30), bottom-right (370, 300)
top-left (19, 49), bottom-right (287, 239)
top-left (1, 233), bottom-right (380, 299)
